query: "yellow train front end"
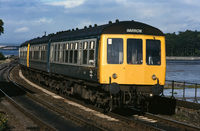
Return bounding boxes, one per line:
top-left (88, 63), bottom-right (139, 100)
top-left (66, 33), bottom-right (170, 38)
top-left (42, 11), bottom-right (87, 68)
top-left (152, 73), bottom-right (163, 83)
top-left (98, 34), bottom-right (166, 97)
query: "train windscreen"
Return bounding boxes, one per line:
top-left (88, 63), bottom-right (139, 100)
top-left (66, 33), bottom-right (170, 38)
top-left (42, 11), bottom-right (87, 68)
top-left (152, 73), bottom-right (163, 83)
top-left (127, 39), bottom-right (143, 64)
top-left (146, 40), bottom-right (161, 65)
top-left (107, 38), bottom-right (123, 64)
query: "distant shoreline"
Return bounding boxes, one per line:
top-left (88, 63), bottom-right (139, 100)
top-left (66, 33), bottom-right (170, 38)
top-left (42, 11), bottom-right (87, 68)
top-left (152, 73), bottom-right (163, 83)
top-left (166, 56), bottom-right (200, 60)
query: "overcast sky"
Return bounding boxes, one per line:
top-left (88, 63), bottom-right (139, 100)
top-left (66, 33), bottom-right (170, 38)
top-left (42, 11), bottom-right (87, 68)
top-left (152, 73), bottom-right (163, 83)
top-left (0, 0), bottom-right (200, 45)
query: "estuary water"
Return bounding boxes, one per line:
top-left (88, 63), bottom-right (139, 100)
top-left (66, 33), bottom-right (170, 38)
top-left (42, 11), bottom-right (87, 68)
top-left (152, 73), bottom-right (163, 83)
top-left (166, 60), bottom-right (200, 84)
top-left (0, 49), bottom-right (18, 57)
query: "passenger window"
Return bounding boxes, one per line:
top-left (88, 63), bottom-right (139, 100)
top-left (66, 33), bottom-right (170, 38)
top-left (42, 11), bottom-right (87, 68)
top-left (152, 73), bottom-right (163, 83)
top-left (50, 45), bottom-right (54, 62)
top-left (69, 43), bottom-right (73, 63)
top-left (83, 42), bottom-right (88, 64)
top-left (62, 44), bottom-right (65, 63)
top-left (65, 43), bottom-right (69, 63)
top-left (54, 44), bottom-right (57, 62)
top-left (107, 38), bottom-right (123, 64)
top-left (41, 45), bottom-right (47, 61)
top-left (34, 46), bottom-right (39, 60)
top-left (45, 45), bottom-right (47, 61)
top-left (127, 39), bottom-right (143, 64)
top-left (78, 43), bottom-right (82, 65)
top-left (29, 47), bottom-right (32, 60)
top-left (74, 43), bottom-right (78, 64)
top-left (57, 44), bottom-right (60, 62)
top-left (146, 40), bottom-right (161, 65)
top-left (89, 41), bottom-right (95, 65)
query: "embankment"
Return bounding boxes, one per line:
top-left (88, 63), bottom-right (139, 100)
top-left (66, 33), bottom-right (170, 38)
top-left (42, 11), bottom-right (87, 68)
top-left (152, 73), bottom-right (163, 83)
top-left (166, 57), bottom-right (200, 60)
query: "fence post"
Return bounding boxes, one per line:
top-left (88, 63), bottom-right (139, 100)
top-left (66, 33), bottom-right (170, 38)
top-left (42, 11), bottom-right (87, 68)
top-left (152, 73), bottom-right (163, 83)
top-left (194, 83), bottom-right (198, 103)
top-left (160, 85), bottom-right (165, 97)
top-left (182, 82), bottom-right (186, 101)
top-left (171, 80), bottom-right (175, 99)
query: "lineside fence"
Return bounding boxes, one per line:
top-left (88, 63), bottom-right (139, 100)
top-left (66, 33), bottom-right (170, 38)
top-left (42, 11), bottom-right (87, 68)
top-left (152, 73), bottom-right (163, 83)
top-left (163, 80), bottom-right (200, 103)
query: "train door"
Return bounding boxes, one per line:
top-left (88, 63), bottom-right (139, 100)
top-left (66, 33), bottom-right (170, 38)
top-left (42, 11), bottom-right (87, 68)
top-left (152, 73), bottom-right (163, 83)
top-left (27, 43), bottom-right (30, 67)
top-left (125, 36), bottom-right (145, 84)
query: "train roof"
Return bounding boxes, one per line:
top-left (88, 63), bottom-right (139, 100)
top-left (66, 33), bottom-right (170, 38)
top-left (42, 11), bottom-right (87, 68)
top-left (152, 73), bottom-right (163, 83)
top-left (20, 20), bottom-right (164, 47)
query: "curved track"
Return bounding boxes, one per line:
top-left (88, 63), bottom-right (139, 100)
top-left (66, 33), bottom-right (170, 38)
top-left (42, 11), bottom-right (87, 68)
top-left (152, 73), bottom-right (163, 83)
top-left (0, 89), bottom-right (56, 131)
top-left (1, 61), bottom-right (105, 131)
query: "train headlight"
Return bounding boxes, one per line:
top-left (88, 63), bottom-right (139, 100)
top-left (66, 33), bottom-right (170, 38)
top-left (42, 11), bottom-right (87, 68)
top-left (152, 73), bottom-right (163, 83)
top-left (152, 74), bottom-right (157, 80)
top-left (112, 73), bottom-right (118, 79)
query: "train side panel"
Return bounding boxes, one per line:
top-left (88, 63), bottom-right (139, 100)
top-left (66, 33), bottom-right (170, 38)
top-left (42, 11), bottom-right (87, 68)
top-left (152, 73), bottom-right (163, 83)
top-left (50, 63), bottom-right (98, 82)
top-left (49, 38), bottom-right (98, 82)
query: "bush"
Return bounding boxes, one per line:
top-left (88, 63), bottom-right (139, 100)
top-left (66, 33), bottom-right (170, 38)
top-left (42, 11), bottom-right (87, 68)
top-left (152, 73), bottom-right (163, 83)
top-left (0, 52), bottom-right (5, 60)
top-left (0, 113), bottom-right (8, 131)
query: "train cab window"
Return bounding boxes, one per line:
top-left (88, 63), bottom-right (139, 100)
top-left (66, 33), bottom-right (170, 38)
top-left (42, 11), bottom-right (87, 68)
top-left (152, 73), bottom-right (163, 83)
top-left (74, 42), bottom-right (78, 64)
top-left (83, 42), bottom-right (88, 64)
top-left (127, 39), bottom-right (143, 64)
top-left (89, 41), bottom-right (95, 65)
top-left (146, 40), bottom-right (161, 65)
top-left (69, 43), bottom-right (73, 63)
top-left (65, 43), bottom-right (69, 63)
top-left (107, 38), bottom-right (123, 64)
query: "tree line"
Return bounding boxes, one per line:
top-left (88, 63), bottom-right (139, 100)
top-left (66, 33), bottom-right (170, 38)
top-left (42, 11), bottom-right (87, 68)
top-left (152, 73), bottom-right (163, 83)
top-left (165, 30), bottom-right (200, 56)
top-left (0, 19), bottom-right (3, 35)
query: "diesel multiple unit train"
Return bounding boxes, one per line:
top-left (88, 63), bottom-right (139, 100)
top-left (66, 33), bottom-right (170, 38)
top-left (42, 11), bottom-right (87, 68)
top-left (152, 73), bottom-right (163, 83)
top-left (19, 20), bottom-right (166, 110)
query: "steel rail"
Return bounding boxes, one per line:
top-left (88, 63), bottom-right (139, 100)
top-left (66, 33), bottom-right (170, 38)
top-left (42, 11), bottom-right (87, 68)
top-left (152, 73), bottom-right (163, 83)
top-left (144, 112), bottom-right (200, 131)
top-left (107, 111), bottom-right (163, 131)
top-left (129, 107), bottom-right (200, 131)
top-left (0, 89), bottom-right (57, 131)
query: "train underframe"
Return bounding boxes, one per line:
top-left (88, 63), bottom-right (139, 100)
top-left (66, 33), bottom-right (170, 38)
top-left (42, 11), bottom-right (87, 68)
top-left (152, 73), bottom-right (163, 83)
top-left (21, 66), bottom-right (163, 111)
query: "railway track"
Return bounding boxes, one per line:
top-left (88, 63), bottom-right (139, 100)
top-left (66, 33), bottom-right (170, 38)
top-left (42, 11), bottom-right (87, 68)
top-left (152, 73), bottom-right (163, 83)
top-left (0, 89), bottom-right (56, 131)
top-left (130, 108), bottom-right (200, 131)
top-left (8, 63), bottom-right (200, 131)
top-left (6, 65), bottom-right (108, 131)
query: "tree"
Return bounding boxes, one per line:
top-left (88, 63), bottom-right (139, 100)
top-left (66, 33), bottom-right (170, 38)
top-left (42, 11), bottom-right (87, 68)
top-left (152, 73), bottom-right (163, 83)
top-left (0, 52), bottom-right (5, 60)
top-left (0, 19), bottom-right (4, 35)
top-left (165, 30), bottom-right (200, 56)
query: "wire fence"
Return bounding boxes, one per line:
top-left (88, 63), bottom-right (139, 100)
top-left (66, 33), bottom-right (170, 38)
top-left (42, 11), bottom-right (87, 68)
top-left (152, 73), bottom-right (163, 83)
top-left (164, 80), bottom-right (200, 103)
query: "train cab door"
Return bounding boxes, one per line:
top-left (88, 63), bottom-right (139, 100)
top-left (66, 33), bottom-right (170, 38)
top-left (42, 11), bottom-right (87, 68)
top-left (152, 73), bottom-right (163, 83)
top-left (99, 36), bottom-right (126, 84)
top-left (125, 37), bottom-right (145, 84)
top-left (27, 43), bottom-right (30, 67)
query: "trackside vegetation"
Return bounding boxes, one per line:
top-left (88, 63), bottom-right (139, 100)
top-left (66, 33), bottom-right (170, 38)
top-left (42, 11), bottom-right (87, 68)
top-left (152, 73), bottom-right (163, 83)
top-left (0, 52), bottom-right (5, 60)
top-left (0, 113), bottom-right (8, 131)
